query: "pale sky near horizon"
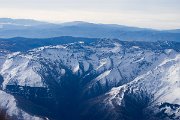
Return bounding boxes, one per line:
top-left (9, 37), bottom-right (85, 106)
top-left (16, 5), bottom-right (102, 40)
top-left (0, 0), bottom-right (180, 29)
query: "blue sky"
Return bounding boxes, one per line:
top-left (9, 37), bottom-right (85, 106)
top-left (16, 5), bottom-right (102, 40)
top-left (0, 0), bottom-right (180, 29)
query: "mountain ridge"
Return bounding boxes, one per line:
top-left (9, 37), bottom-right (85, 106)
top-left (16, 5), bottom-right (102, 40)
top-left (0, 18), bottom-right (180, 42)
top-left (0, 37), bottom-right (179, 120)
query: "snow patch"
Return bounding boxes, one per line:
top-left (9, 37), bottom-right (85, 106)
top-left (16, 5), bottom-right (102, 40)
top-left (73, 64), bottom-right (79, 73)
top-left (79, 41), bottom-right (84, 44)
top-left (110, 43), bottom-right (121, 53)
top-left (96, 59), bottom-right (107, 70)
top-left (96, 70), bottom-right (111, 80)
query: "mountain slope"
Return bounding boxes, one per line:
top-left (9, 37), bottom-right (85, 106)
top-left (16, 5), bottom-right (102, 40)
top-left (0, 38), bottom-right (179, 120)
top-left (83, 52), bottom-right (180, 120)
top-left (0, 90), bottom-right (44, 120)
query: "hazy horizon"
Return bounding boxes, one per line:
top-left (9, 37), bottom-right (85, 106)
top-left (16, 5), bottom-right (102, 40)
top-left (1, 17), bottom-right (180, 31)
top-left (0, 0), bottom-right (180, 29)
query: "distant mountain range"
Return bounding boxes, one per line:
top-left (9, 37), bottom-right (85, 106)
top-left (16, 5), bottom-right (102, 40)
top-left (0, 18), bottom-right (180, 42)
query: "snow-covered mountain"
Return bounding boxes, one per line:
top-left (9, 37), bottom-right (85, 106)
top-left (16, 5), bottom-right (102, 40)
top-left (0, 38), bottom-right (179, 120)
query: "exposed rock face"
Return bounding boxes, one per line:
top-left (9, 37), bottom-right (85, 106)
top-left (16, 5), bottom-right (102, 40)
top-left (0, 108), bottom-right (9, 120)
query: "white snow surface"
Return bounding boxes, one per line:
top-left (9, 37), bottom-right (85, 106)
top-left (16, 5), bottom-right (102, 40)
top-left (0, 39), bottom-right (179, 119)
top-left (103, 53), bottom-right (180, 117)
top-left (0, 90), bottom-right (43, 120)
top-left (96, 70), bottom-right (111, 81)
top-left (0, 54), bottom-right (45, 89)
